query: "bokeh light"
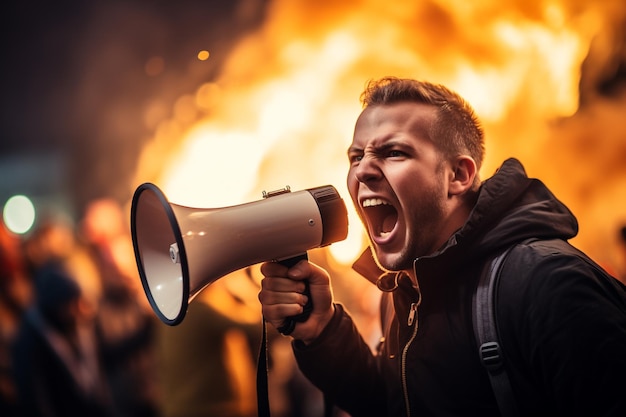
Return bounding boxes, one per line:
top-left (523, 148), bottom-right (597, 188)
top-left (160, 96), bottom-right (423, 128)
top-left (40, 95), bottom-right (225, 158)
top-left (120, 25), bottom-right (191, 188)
top-left (197, 50), bottom-right (210, 61)
top-left (2, 194), bottom-right (36, 235)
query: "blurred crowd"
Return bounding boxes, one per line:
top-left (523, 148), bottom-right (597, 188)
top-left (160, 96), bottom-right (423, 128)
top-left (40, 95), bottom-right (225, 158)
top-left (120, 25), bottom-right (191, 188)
top-left (0, 198), bottom-right (343, 417)
top-left (0, 199), bottom-right (163, 417)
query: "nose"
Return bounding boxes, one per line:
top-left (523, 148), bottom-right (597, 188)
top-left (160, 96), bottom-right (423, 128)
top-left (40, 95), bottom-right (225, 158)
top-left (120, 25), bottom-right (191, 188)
top-left (353, 155), bottom-right (381, 184)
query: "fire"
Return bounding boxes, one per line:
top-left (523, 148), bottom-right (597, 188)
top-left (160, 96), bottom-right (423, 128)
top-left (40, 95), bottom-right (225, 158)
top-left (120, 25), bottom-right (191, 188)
top-left (133, 0), bottom-right (626, 272)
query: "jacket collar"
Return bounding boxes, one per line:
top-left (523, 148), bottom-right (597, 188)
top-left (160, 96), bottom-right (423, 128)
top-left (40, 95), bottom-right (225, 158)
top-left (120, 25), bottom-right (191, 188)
top-left (352, 158), bottom-right (578, 284)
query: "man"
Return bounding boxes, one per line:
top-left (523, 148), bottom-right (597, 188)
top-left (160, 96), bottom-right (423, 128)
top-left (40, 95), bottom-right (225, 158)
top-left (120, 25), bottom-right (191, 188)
top-left (12, 259), bottom-right (113, 417)
top-left (258, 77), bottom-right (626, 416)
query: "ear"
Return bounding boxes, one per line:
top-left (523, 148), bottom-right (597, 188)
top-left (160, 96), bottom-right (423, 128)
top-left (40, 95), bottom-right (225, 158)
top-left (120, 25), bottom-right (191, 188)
top-left (448, 156), bottom-right (477, 197)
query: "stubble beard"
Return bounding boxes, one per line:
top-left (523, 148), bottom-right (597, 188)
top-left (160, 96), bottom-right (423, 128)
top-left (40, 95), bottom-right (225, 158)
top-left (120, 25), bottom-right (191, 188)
top-left (372, 180), bottom-right (447, 273)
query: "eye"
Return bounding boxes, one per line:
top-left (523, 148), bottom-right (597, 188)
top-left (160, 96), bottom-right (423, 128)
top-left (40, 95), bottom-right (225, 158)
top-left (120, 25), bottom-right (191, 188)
top-left (348, 153), bottom-right (363, 164)
top-left (387, 150), bottom-right (406, 158)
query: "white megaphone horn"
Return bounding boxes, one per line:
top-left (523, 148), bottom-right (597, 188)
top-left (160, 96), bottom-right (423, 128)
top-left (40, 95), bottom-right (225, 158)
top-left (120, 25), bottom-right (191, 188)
top-left (130, 183), bottom-right (348, 326)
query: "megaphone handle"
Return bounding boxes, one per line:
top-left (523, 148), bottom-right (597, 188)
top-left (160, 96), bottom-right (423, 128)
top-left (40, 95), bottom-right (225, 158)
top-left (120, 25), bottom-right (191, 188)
top-left (276, 253), bottom-right (313, 336)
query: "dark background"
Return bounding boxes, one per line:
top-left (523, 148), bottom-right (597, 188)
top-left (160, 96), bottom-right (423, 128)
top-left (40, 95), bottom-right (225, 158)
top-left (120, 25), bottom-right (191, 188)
top-left (0, 0), bottom-right (269, 218)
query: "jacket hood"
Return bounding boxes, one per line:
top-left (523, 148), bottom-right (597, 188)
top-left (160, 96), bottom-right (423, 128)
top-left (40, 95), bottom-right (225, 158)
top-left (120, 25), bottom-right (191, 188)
top-left (455, 157), bottom-right (577, 258)
top-left (353, 158), bottom-right (578, 283)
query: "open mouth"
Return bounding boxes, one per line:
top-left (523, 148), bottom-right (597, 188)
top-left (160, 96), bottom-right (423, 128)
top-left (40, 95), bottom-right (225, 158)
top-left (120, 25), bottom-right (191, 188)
top-left (362, 198), bottom-right (398, 239)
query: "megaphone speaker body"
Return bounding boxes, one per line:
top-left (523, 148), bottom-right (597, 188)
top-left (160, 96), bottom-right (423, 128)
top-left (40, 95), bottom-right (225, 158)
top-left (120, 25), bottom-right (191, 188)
top-left (131, 183), bottom-right (348, 325)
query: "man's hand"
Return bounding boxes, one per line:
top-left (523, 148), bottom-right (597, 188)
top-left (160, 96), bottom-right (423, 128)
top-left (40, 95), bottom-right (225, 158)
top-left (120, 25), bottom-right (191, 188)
top-left (258, 259), bottom-right (335, 344)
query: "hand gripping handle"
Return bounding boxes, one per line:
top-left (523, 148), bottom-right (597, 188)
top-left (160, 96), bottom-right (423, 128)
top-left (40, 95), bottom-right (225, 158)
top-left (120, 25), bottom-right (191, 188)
top-left (276, 253), bottom-right (312, 335)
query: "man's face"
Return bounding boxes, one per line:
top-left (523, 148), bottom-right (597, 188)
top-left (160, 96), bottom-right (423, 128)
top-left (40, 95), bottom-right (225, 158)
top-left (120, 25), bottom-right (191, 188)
top-left (347, 102), bottom-right (453, 272)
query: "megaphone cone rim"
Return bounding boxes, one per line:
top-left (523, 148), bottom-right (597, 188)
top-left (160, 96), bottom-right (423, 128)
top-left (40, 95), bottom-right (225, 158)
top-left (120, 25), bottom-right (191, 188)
top-left (130, 182), bottom-right (190, 325)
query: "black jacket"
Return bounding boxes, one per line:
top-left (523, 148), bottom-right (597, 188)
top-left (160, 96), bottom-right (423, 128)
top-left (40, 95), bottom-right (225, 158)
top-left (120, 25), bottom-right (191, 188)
top-left (293, 158), bottom-right (626, 416)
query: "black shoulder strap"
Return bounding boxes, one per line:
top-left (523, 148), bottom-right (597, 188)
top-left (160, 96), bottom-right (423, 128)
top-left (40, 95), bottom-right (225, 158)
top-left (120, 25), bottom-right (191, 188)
top-left (473, 245), bottom-right (520, 417)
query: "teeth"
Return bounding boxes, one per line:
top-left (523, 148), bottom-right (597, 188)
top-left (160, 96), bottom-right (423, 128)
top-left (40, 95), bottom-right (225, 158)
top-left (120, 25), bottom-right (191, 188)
top-left (379, 231), bottom-right (391, 238)
top-left (362, 198), bottom-right (389, 208)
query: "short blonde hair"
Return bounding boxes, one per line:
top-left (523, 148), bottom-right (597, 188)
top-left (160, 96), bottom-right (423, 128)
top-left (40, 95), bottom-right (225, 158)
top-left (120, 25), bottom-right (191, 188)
top-left (360, 77), bottom-right (485, 177)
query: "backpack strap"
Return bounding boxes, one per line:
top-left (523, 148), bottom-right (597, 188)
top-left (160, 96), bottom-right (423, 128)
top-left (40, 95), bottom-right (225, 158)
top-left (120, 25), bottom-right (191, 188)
top-left (473, 245), bottom-right (521, 417)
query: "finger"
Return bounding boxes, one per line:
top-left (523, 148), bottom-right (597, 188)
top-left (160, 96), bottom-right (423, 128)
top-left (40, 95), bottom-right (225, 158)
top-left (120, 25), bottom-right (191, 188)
top-left (262, 304), bottom-right (306, 326)
top-left (287, 260), bottom-right (330, 287)
top-left (258, 284), bottom-right (308, 306)
top-left (259, 261), bottom-right (289, 277)
top-left (261, 278), bottom-right (307, 294)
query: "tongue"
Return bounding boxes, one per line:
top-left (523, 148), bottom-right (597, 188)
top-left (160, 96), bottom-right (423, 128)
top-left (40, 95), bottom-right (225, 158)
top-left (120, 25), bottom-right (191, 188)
top-left (381, 213), bottom-right (397, 233)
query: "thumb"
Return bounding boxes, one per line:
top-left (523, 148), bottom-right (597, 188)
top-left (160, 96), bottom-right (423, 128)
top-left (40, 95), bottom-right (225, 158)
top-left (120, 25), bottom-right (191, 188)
top-left (287, 260), bottom-right (333, 324)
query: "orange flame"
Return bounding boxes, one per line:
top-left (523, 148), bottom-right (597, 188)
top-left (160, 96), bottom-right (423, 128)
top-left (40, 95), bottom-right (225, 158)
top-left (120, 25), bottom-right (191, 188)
top-left (133, 0), bottom-right (626, 274)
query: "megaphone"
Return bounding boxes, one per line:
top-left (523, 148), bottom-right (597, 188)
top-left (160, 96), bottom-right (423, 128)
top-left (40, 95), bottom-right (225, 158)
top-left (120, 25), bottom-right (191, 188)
top-left (130, 183), bottom-right (348, 326)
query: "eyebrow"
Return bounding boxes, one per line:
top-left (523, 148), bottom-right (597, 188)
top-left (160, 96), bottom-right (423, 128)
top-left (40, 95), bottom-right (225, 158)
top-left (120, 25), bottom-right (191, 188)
top-left (376, 140), bottom-right (406, 152)
top-left (347, 139), bottom-right (409, 155)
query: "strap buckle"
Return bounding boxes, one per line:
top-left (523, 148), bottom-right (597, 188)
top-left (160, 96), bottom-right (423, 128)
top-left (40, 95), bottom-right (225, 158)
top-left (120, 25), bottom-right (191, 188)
top-left (480, 341), bottom-right (503, 372)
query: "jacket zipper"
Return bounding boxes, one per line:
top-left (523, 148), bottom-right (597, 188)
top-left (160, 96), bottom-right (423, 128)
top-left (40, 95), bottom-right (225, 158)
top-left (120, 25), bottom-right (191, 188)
top-left (401, 295), bottom-right (421, 417)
